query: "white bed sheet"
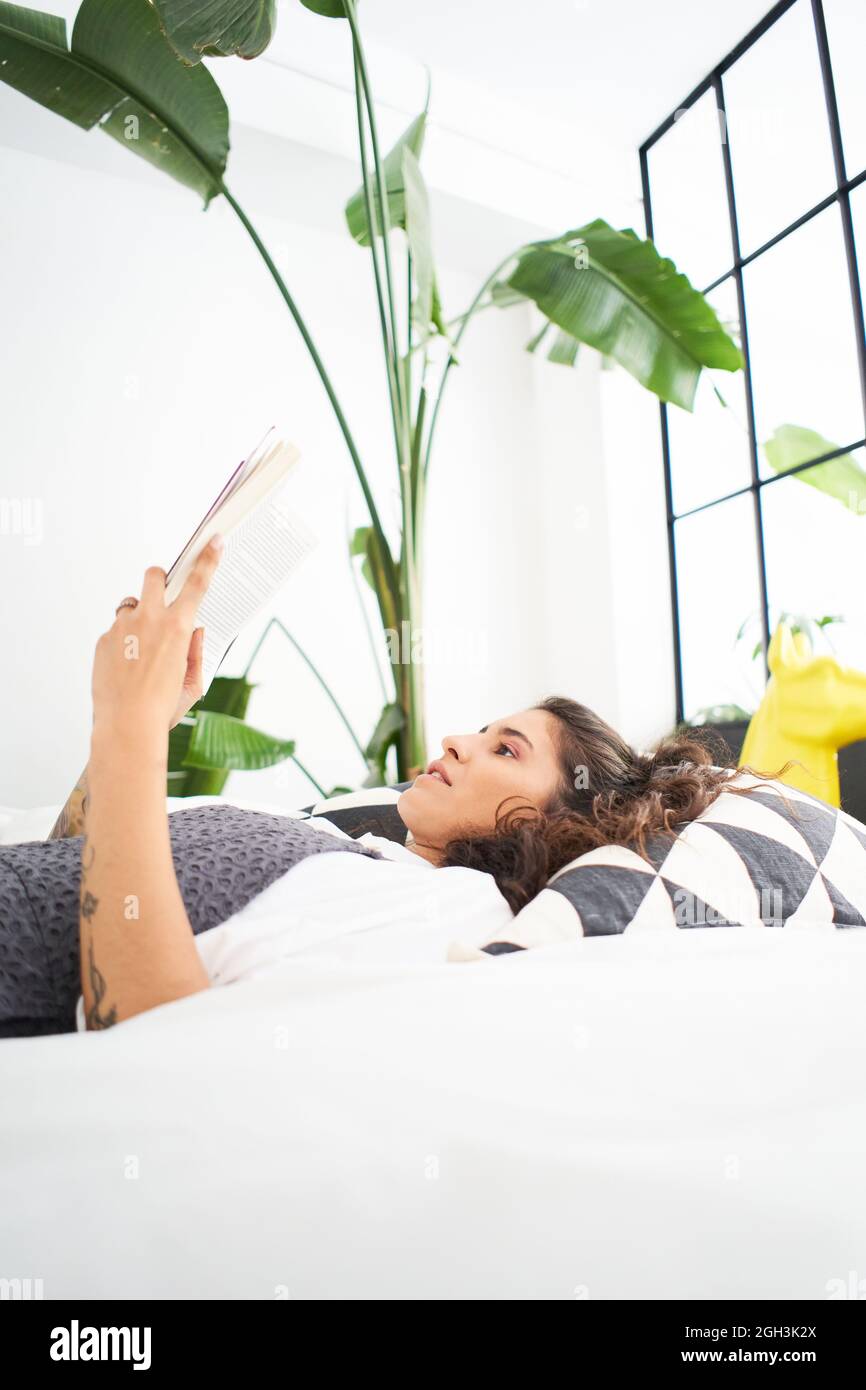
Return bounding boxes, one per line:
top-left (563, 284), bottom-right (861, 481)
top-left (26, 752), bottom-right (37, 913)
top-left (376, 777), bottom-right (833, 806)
top-left (1, 797), bottom-right (865, 1299)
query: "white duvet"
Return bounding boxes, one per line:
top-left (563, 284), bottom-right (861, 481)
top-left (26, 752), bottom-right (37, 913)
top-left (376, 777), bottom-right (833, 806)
top-left (1, 798), bottom-right (865, 1300)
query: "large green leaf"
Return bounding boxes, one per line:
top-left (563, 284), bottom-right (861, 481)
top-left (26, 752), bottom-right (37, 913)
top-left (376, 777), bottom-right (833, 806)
top-left (525, 320), bottom-right (580, 366)
top-left (362, 700), bottom-right (405, 785)
top-left (150, 0), bottom-right (344, 66)
top-left (350, 523), bottom-right (376, 591)
top-left (344, 110), bottom-right (426, 246)
top-left (0, 0), bottom-right (229, 204)
top-left (489, 281), bottom-right (527, 310)
top-left (503, 221), bottom-right (745, 411)
top-left (350, 523), bottom-right (399, 634)
top-left (546, 329), bottom-right (581, 366)
top-left (401, 144), bottom-right (434, 335)
top-left (184, 709), bottom-right (296, 771)
top-left (168, 674), bottom-right (255, 796)
top-left (299, 0), bottom-right (346, 15)
top-left (345, 108), bottom-right (447, 337)
top-left (763, 425), bottom-right (866, 513)
top-left (151, 0), bottom-right (277, 64)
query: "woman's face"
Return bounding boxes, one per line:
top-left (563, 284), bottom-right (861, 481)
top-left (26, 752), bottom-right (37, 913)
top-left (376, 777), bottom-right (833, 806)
top-left (398, 707), bottom-right (563, 857)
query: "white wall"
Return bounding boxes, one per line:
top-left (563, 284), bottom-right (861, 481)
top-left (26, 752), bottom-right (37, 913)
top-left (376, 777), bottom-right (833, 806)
top-left (0, 30), bottom-right (676, 810)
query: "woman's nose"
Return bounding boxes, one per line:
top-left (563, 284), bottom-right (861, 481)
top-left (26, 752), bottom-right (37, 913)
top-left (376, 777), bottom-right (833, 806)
top-left (441, 735), bottom-right (468, 762)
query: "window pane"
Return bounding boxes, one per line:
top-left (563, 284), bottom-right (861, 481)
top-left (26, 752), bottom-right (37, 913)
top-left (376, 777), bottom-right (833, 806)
top-left (645, 89), bottom-right (733, 291)
top-left (823, 0), bottom-right (866, 180)
top-left (675, 494), bottom-right (764, 722)
top-left (668, 276), bottom-right (752, 515)
top-left (761, 453), bottom-right (866, 671)
top-left (723, 0), bottom-right (836, 255)
top-left (742, 205), bottom-right (864, 477)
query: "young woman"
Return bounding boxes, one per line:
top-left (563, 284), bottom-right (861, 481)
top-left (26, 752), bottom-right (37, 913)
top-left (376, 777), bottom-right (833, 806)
top-left (1, 540), bottom-right (744, 1040)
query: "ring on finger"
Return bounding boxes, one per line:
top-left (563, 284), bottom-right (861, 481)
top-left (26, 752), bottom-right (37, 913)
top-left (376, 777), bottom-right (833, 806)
top-left (115, 596), bottom-right (140, 616)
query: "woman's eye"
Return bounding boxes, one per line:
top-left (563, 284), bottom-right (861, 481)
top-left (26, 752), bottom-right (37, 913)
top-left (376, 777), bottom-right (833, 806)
top-left (496, 742), bottom-right (516, 758)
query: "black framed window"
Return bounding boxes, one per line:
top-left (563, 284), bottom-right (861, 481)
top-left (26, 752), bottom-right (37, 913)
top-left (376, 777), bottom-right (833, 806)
top-left (640, 0), bottom-right (866, 724)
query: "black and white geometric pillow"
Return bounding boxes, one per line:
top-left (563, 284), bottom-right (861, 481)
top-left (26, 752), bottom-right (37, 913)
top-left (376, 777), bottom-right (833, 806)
top-left (295, 782), bottom-right (414, 845)
top-left (448, 775), bottom-right (866, 961)
top-left (291, 774), bottom-right (866, 959)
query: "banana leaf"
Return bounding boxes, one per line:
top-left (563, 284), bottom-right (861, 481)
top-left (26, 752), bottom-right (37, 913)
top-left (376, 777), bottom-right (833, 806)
top-left (168, 674), bottom-right (255, 796)
top-left (350, 523), bottom-right (400, 635)
top-left (502, 220), bottom-right (745, 411)
top-left (300, 0), bottom-right (346, 16)
top-left (152, 0), bottom-right (346, 66)
top-left (151, 0), bottom-right (277, 64)
top-left (345, 111), bottom-right (426, 246)
top-left (402, 145), bottom-right (434, 336)
top-left (763, 425), bottom-right (866, 513)
top-left (0, 0), bottom-right (229, 205)
top-left (344, 109), bottom-right (447, 341)
top-left (362, 700), bottom-right (405, 785)
top-left (184, 710), bottom-right (296, 771)
top-left (525, 321), bottom-right (581, 366)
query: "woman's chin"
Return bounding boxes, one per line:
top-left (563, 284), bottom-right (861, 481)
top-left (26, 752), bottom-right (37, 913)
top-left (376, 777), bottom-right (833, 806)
top-left (397, 778), bottom-right (440, 823)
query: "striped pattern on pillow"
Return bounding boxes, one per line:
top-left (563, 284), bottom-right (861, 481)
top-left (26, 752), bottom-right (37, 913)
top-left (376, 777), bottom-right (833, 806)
top-left (292, 774), bottom-right (866, 962)
top-left (449, 775), bottom-right (866, 961)
top-left (296, 782), bottom-right (413, 845)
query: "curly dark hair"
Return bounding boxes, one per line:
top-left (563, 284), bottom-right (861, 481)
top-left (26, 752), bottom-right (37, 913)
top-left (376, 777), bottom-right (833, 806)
top-left (438, 694), bottom-right (785, 915)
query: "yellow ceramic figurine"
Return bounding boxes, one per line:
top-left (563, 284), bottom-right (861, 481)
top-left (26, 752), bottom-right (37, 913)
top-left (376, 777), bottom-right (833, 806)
top-left (739, 620), bottom-right (866, 806)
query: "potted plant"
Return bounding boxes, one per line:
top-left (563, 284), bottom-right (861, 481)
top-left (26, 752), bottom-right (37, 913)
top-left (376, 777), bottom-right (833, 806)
top-left (0, 0), bottom-right (745, 788)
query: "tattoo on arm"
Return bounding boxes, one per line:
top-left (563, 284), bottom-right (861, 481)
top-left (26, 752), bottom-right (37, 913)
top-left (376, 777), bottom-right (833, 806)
top-left (85, 939), bottom-right (118, 1031)
top-left (49, 764), bottom-right (90, 841)
top-left (80, 834), bottom-right (117, 1030)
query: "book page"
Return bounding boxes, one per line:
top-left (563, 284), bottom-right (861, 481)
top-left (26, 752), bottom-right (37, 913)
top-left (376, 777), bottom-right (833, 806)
top-left (190, 486), bottom-right (318, 693)
top-left (165, 433), bottom-right (299, 594)
top-left (162, 432), bottom-right (316, 695)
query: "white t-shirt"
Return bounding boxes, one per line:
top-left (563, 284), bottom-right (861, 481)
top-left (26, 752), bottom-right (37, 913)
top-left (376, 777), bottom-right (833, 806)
top-left (74, 816), bottom-right (514, 1031)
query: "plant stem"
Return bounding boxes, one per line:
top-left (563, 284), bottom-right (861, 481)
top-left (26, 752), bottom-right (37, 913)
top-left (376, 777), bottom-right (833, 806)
top-left (345, 504), bottom-right (390, 705)
top-left (422, 251), bottom-right (521, 480)
top-left (290, 754), bottom-right (327, 799)
top-left (343, 0), bottom-right (424, 775)
top-left (342, 0), bottom-right (406, 433)
top-left (342, 0), bottom-right (415, 567)
top-left (350, 42), bottom-right (405, 472)
top-left (241, 618), bottom-right (274, 679)
top-left (242, 616), bottom-right (369, 769)
top-left (220, 182), bottom-right (399, 602)
top-left (407, 247), bottom-right (413, 394)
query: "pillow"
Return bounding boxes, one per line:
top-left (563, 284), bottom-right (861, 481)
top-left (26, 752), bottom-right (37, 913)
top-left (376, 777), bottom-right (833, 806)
top-left (447, 774), bottom-right (866, 961)
top-left (295, 774), bottom-right (866, 960)
top-left (297, 782), bottom-right (414, 845)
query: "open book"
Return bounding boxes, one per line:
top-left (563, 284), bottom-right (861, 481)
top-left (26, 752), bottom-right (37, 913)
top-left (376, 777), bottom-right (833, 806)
top-left (164, 429), bottom-right (318, 695)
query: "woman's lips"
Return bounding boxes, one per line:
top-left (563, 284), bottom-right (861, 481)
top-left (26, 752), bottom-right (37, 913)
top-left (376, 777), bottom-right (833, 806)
top-left (418, 771), bottom-right (449, 786)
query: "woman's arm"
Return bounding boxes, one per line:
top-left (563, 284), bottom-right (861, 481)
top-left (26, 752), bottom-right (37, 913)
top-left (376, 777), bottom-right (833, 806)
top-left (80, 540), bottom-right (222, 1030)
top-left (81, 724), bottom-right (210, 1028)
top-left (48, 764), bottom-right (89, 840)
top-left (49, 626), bottom-right (208, 843)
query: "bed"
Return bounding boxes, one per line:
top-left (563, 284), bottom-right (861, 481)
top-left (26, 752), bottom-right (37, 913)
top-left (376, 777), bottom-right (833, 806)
top-left (1, 794), bottom-right (865, 1300)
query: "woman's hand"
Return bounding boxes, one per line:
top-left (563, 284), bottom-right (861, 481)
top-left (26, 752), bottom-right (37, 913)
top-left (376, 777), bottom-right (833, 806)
top-left (170, 623), bottom-right (206, 731)
top-left (91, 536), bottom-right (224, 745)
